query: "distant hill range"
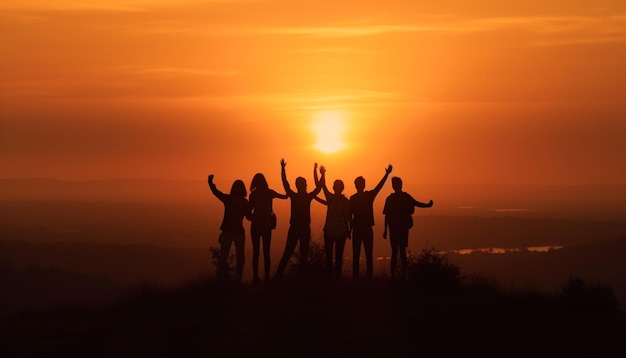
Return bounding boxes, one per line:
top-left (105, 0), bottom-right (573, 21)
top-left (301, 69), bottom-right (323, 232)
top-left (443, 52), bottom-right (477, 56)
top-left (2, 178), bottom-right (625, 219)
top-left (0, 178), bottom-right (206, 203)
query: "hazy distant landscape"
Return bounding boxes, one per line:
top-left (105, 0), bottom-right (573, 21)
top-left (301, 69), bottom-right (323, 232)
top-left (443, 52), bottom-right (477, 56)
top-left (1, 178), bottom-right (625, 319)
top-left (3, 178), bottom-right (626, 219)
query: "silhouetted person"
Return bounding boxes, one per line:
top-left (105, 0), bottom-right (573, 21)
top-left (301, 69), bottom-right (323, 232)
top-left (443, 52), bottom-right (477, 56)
top-left (249, 173), bottom-right (288, 284)
top-left (314, 164), bottom-right (351, 279)
top-left (349, 164), bottom-right (393, 279)
top-left (274, 159), bottom-right (325, 278)
top-left (383, 176), bottom-right (433, 280)
top-left (208, 175), bottom-right (252, 282)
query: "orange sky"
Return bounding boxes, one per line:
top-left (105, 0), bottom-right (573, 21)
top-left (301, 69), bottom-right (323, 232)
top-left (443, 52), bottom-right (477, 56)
top-left (1, 0), bottom-right (626, 188)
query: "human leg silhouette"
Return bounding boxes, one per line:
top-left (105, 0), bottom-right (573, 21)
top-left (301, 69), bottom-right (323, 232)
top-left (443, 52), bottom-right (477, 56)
top-left (399, 245), bottom-right (407, 281)
top-left (275, 226), bottom-right (299, 278)
top-left (218, 232), bottom-right (233, 280)
top-left (335, 236), bottom-right (347, 278)
top-left (299, 229), bottom-right (311, 275)
top-left (251, 229), bottom-right (261, 283)
top-left (390, 243), bottom-right (398, 280)
top-left (262, 231), bottom-right (272, 281)
top-left (233, 234), bottom-right (245, 282)
top-left (361, 228), bottom-right (374, 279)
top-left (352, 232), bottom-right (363, 279)
top-left (389, 226), bottom-right (409, 280)
top-left (324, 233), bottom-right (334, 278)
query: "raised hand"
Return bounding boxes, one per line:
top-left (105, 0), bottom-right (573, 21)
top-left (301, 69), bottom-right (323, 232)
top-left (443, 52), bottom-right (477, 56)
top-left (208, 174), bottom-right (214, 183)
top-left (319, 165), bottom-right (326, 175)
top-left (385, 164), bottom-right (393, 174)
top-left (280, 158), bottom-right (286, 168)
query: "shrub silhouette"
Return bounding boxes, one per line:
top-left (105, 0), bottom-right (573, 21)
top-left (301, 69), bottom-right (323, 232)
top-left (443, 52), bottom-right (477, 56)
top-left (406, 248), bottom-right (462, 290)
top-left (463, 273), bottom-right (502, 295)
top-left (287, 239), bottom-right (326, 277)
top-left (559, 277), bottom-right (619, 315)
top-left (209, 246), bottom-right (235, 280)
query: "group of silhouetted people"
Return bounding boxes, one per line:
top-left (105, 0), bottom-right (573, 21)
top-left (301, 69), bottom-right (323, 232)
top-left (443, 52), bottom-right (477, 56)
top-left (208, 159), bottom-right (433, 283)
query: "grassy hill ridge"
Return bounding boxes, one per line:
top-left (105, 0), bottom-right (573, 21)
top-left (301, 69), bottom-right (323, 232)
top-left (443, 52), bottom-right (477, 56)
top-left (2, 258), bottom-right (625, 357)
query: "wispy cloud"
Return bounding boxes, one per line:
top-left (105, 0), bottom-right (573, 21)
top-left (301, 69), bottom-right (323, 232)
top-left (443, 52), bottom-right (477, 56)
top-left (0, 65), bottom-right (240, 100)
top-left (0, 0), bottom-right (258, 13)
top-left (133, 66), bottom-right (240, 76)
top-left (124, 22), bottom-right (481, 37)
top-left (530, 35), bottom-right (626, 47)
top-left (471, 15), bottom-right (601, 30)
top-left (206, 89), bottom-right (401, 112)
top-left (125, 13), bottom-right (626, 47)
top-left (0, 1), bottom-right (147, 12)
top-left (468, 14), bottom-right (626, 46)
top-left (0, 12), bottom-right (46, 23)
top-left (291, 47), bottom-right (379, 55)
top-left (244, 14), bottom-right (626, 46)
top-left (242, 24), bottom-right (481, 37)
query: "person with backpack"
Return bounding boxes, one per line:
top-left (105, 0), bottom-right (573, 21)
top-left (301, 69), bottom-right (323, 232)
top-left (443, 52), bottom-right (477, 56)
top-left (383, 176), bottom-right (433, 280)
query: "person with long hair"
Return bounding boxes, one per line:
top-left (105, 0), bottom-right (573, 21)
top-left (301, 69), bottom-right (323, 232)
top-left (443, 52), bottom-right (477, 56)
top-left (208, 174), bottom-right (252, 282)
top-left (248, 173), bottom-right (288, 284)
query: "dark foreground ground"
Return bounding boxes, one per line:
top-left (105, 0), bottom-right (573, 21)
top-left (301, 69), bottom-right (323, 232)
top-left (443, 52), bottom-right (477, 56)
top-left (1, 274), bottom-right (625, 358)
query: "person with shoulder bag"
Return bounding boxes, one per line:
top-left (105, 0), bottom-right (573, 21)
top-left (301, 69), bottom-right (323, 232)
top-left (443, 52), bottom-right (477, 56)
top-left (249, 173), bottom-right (288, 284)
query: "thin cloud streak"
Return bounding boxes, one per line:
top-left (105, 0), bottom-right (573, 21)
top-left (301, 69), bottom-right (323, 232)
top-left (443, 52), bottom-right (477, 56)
top-left (133, 67), bottom-right (240, 76)
top-left (469, 14), bottom-right (626, 41)
top-left (125, 23), bottom-right (481, 37)
top-left (196, 90), bottom-right (402, 113)
top-left (242, 24), bottom-right (482, 37)
top-left (0, 2), bottom-right (147, 12)
top-left (241, 90), bottom-right (397, 104)
top-left (530, 35), bottom-right (626, 47)
top-left (119, 14), bottom-right (626, 46)
top-left (0, 0), bottom-right (248, 12)
top-left (291, 47), bottom-right (379, 55)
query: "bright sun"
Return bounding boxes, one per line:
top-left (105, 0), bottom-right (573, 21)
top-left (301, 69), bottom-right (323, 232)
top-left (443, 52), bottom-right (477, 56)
top-left (312, 110), bottom-right (346, 154)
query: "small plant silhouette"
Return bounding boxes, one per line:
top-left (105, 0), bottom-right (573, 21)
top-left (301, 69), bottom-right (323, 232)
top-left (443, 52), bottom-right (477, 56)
top-left (287, 238), bottom-right (327, 277)
top-left (210, 246), bottom-right (235, 280)
top-left (559, 277), bottom-right (619, 315)
top-left (406, 248), bottom-right (462, 290)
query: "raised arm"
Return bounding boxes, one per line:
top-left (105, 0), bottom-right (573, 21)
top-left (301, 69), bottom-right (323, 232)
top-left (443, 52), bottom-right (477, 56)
top-left (372, 164), bottom-right (393, 195)
top-left (310, 165), bottom-right (325, 196)
top-left (313, 162), bottom-right (319, 186)
top-left (311, 165), bottom-right (325, 205)
top-left (382, 196), bottom-right (390, 239)
top-left (280, 158), bottom-right (292, 195)
top-left (319, 165), bottom-right (332, 198)
top-left (208, 174), bottom-right (226, 202)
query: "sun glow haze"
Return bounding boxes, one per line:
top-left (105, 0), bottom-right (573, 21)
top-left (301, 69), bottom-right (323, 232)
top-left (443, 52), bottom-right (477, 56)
top-left (311, 110), bottom-right (347, 154)
top-left (0, 1), bottom-right (625, 186)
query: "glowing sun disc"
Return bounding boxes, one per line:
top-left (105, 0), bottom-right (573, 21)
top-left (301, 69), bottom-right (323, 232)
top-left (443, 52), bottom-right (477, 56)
top-left (312, 110), bottom-right (346, 154)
